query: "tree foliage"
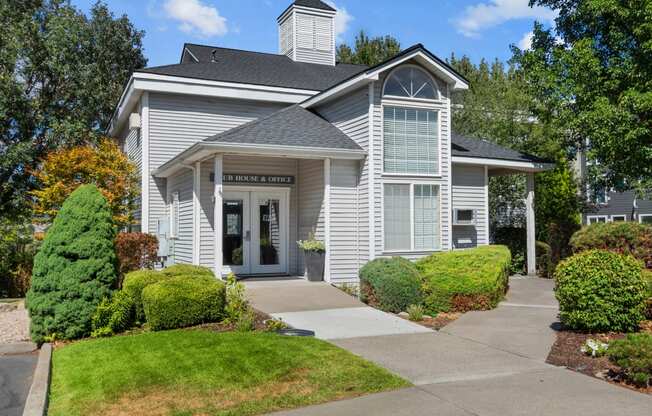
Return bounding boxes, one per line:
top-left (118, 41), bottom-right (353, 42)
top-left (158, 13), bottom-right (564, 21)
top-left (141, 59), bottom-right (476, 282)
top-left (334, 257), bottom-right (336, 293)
top-left (0, 0), bottom-right (146, 221)
top-left (26, 184), bottom-right (117, 343)
top-left (31, 138), bottom-right (139, 227)
top-left (515, 1), bottom-right (652, 193)
top-left (336, 30), bottom-right (401, 66)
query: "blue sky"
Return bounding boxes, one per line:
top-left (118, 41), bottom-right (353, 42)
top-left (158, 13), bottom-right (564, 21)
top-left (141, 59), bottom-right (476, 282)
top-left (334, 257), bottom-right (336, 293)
top-left (71, 0), bottom-right (557, 68)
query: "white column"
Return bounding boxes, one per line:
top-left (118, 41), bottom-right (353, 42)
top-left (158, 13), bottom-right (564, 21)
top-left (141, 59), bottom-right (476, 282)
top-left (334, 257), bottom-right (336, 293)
top-left (324, 158), bottom-right (331, 282)
top-left (213, 155), bottom-right (224, 278)
top-left (192, 161), bottom-right (201, 265)
top-left (367, 82), bottom-right (375, 260)
top-left (526, 172), bottom-right (536, 275)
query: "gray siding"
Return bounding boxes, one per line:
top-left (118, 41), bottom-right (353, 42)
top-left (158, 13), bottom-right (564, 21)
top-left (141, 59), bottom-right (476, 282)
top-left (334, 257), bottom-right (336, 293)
top-left (168, 169), bottom-right (194, 264)
top-left (584, 190), bottom-right (652, 223)
top-left (293, 11), bottom-right (334, 65)
top-left (452, 164), bottom-right (488, 248)
top-left (297, 159), bottom-right (325, 274)
top-left (146, 93), bottom-right (285, 233)
top-left (329, 159), bottom-right (360, 283)
top-left (374, 66), bottom-right (452, 258)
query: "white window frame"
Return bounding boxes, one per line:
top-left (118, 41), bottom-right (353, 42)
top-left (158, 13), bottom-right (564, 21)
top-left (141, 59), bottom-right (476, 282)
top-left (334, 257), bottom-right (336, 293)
top-left (639, 214), bottom-right (652, 224)
top-left (382, 64), bottom-right (441, 101)
top-left (587, 215), bottom-right (608, 225)
top-left (610, 214), bottom-right (627, 222)
top-left (381, 180), bottom-right (442, 253)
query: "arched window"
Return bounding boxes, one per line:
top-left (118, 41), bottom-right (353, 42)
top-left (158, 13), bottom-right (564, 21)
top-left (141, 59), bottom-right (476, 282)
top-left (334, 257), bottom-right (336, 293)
top-left (383, 66), bottom-right (439, 100)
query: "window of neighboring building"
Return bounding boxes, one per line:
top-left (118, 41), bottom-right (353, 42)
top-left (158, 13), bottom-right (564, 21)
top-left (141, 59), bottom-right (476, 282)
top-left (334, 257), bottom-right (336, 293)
top-left (590, 185), bottom-right (608, 205)
top-left (383, 106), bottom-right (439, 175)
top-left (587, 215), bottom-right (608, 225)
top-left (640, 214), bottom-right (652, 224)
top-left (611, 215), bottom-right (626, 222)
top-left (384, 183), bottom-right (440, 251)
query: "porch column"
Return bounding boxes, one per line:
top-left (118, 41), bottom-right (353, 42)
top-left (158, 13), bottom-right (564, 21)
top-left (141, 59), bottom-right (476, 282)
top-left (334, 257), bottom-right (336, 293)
top-left (192, 161), bottom-right (201, 265)
top-left (526, 172), bottom-right (536, 275)
top-left (213, 154), bottom-right (224, 278)
top-left (323, 158), bottom-right (331, 282)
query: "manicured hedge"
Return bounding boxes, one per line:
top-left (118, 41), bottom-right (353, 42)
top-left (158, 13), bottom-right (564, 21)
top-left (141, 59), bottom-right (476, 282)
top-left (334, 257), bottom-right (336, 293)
top-left (122, 270), bottom-right (168, 322)
top-left (142, 275), bottom-right (226, 330)
top-left (554, 250), bottom-right (647, 332)
top-left (91, 290), bottom-right (135, 337)
top-left (161, 264), bottom-right (214, 278)
top-left (359, 257), bottom-right (422, 313)
top-left (416, 245), bottom-right (511, 314)
top-left (570, 222), bottom-right (652, 268)
top-left (27, 185), bottom-right (117, 343)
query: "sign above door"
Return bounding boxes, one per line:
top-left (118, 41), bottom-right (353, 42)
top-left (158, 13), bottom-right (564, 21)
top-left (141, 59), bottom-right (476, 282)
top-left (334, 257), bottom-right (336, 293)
top-left (210, 173), bottom-right (295, 185)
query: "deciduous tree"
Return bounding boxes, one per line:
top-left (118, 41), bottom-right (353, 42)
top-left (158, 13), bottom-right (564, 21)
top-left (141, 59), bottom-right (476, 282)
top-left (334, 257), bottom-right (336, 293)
top-left (336, 30), bottom-right (401, 66)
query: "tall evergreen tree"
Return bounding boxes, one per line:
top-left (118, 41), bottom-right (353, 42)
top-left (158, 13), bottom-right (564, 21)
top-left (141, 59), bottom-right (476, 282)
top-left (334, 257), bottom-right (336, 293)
top-left (336, 30), bottom-right (401, 66)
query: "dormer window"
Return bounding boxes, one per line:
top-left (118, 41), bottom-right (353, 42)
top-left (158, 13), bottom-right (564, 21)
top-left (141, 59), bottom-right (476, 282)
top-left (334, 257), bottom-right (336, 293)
top-left (383, 66), bottom-right (440, 100)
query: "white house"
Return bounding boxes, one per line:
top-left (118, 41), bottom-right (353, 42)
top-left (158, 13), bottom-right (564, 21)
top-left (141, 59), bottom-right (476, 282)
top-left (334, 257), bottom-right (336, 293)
top-left (109, 0), bottom-right (552, 282)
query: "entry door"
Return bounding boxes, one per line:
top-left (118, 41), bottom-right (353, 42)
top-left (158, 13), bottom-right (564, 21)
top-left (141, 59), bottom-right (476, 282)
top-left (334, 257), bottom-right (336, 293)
top-left (222, 190), bottom-right (288, 276)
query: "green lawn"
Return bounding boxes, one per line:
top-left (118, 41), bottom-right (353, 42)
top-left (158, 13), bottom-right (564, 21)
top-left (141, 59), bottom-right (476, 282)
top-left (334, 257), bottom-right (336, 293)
top-left (49, 330), bottom-right (409, 416)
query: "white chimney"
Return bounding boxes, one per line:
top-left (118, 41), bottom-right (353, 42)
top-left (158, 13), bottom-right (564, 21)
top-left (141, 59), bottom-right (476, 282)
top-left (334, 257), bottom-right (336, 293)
top-left (278, 0), bottom-right (336, 66)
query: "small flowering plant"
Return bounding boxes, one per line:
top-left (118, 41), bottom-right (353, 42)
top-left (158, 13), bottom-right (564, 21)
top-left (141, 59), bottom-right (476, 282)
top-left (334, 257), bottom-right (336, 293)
top-left (580, 338), bottom-right (609, 357)
top-left (297, 233), bottom-right (326, 253)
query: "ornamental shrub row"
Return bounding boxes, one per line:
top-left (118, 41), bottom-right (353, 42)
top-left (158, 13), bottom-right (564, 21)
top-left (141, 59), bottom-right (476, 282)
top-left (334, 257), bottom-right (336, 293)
top-left (358, 245), bottom-right (511, 315)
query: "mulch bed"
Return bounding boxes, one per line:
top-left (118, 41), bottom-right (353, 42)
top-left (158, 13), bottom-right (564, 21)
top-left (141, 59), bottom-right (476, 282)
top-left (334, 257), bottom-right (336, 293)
top-left (546, 325), bottom-right (652, 395)
top-left (399, 312), bottom-right (461, 330)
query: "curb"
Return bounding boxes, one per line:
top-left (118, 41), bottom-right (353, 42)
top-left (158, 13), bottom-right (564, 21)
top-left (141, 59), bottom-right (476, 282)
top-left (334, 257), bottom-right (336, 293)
top-left (22, 343), bottom-right (52, 416)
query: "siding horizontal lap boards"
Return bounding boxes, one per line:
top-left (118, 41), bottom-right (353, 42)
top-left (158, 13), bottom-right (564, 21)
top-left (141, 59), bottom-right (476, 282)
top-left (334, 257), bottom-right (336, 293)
top-left (452, 164), bottom-right (487, 248)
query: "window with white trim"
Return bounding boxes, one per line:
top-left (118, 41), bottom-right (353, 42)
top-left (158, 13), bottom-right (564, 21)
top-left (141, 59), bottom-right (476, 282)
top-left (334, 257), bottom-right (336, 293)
top-left (383, 106), bottom-right (439, 175)
top-left (639, 214), bottom-right (652, 224)
top-left (384, 183), bottom-right (440, 251)
top-left (384, 66), bottom-right (439, 100)
top-left (587, 215), bottom-right (608, 225)
top-left (611, 215), bottom-right (626, 222)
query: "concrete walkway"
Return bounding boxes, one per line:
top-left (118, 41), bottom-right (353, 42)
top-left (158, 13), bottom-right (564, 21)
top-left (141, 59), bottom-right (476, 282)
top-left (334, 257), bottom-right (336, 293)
top-left (245, 279), bottom-right (430, 339)
top-left (253, 277), bottom-right (652, 416)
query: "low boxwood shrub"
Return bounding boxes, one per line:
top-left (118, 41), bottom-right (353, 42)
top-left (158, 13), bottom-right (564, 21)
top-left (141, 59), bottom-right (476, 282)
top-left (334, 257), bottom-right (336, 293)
top-left (607, 333), bottom-right (652, 388)
top-left (358, 257), bottom-right (422, 313)
top-left (416, 245), bottom-right (511, 314)
top-left (570, 222), bottom-right (652, 268)
top-left (554, 250), bottom-right (647, 332)
top-left (143, 275), bottom-right (226, 330)
top-left (161, 264), bottom-right (214, 278)
top-left (91, 290), bottom-right (135, 337)
top-left (122, 270), bottom-right (167, 322)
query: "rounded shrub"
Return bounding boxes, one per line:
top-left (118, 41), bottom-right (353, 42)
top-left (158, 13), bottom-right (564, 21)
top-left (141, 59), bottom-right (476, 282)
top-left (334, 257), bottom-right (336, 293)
top-left (359, 257), bottom-right (422, 313)
top-left (554, 250), bottom-right (647, 332)
top-left (142, 275), bottom-right (226, 330)
top-left (122, 270), bottom-right (168, 322)
top-left (161, 264), bottom-right (214, 278)
top-left (26, 185), bottom-right (117, 343)
top-left (570, 222), bottom-right (652, 268)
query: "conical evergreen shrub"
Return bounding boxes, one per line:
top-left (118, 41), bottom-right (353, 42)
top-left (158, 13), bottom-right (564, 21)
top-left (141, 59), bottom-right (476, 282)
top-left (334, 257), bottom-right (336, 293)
top-left (27, 185), bottom-right (117, 343)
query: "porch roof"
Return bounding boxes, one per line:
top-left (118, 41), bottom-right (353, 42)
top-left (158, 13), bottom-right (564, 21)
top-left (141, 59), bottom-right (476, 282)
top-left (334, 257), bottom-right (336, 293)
top-left (153, 105), bottom-right (366, 178)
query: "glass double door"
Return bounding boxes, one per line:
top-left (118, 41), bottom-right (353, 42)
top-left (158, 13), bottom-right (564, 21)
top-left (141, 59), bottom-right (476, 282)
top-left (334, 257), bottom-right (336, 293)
top-left (222, 190), bottom-right (287, 276)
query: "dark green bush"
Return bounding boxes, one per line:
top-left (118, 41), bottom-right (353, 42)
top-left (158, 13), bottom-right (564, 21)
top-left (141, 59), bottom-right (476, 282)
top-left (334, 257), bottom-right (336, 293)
top-left (122, 270), bottom-right (167, 322)
top-left (161, 264), bottom-right (214, 278)
top-left (536, 241), bottom-right (553, 279)
top-left (26, 185), bottom-right (117, 343)
top-left (644, 269), bottom-right (652, 319)
top-left (492, 227), bottom-right (526, 274)
top-left (359, 257), bottom-right (422, 313)
top-left (554, 250), bottom-right (647, 332)
top-left (417, 245), bottom-right (511, 314)
top-left (570, 222), bottom-right (652, 268)
top-left (91, 290), bottom-right (135, 337)
top-left (607, 333), bottom-right (652, 387)
top-left (143, 275), bottom-right (226, 330)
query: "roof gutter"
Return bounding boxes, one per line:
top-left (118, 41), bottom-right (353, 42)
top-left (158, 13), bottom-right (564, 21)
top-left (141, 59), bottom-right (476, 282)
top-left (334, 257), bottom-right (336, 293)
top-left (153, 141), bottom-right (367, 178)
top-left (452, 156), bottom-right (555, 172)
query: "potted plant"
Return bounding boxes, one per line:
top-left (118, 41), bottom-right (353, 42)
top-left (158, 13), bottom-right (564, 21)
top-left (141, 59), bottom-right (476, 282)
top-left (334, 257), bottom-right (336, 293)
top-left (297, 234), bottom-right (326, 282)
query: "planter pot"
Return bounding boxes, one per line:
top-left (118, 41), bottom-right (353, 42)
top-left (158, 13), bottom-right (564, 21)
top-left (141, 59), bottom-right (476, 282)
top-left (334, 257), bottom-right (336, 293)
top-left (303, 250), bottom-right (325, 282)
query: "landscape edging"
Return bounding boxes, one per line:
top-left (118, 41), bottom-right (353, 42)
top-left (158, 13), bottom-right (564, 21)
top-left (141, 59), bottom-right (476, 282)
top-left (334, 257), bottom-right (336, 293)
top-left (22, 343), bottom-right (52, 416)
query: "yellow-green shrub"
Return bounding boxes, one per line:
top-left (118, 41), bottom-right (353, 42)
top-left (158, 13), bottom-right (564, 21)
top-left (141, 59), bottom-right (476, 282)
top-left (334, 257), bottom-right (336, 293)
top-left (416, 245), bottom-right (511, 314)
top-left (122, 270), bottom-right (167, 322)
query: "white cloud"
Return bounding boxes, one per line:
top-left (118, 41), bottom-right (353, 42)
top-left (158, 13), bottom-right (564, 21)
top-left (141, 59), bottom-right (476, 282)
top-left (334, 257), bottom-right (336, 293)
top-left (518, 31), bottom-right (534, 50)
top-left (325, 1), bottom-right (354, 42)
top-left (163, 0), bottom-right (227, 38)
top-left (454, 0), bottom-right (557, 38)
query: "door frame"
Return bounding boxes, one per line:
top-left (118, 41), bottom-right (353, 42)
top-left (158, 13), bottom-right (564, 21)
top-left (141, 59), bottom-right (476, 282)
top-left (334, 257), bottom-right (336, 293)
top-left (221, 191), bottom-right (250, 275)
top-left (221, 186), bottom-right (291, 277)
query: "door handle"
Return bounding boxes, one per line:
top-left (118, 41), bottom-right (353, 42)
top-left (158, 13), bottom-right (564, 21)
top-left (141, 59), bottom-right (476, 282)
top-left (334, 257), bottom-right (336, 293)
top-left (245, 230), bottom-right (251, 241)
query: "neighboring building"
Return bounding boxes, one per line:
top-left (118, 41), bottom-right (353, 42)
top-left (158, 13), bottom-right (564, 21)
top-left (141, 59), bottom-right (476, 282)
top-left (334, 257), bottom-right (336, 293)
top-left (574, 144), bottom-right (652, 225)
top-left (110, 0), bottom-right (552, 282)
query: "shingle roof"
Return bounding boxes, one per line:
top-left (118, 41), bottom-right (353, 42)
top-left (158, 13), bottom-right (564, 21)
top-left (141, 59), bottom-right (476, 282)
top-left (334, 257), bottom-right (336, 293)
top-left (203, 105), bottom-right (363, 151)
top-left (451, 133), bottom-right (551, 164)
top-left (142, 44), bottom-right (367, 91)
top-left (292, 0), bottom-right (335, 11)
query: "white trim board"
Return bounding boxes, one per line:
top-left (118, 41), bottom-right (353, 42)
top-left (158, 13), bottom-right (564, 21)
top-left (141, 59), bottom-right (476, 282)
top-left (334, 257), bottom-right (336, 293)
top-left (452, 156), bottom-right (553, 172)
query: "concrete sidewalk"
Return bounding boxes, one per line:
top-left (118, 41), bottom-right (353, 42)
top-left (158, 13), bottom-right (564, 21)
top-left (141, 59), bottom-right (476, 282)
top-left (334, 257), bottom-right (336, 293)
top-left (259, 277), bottom-right (652, 416)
